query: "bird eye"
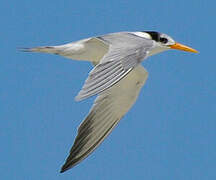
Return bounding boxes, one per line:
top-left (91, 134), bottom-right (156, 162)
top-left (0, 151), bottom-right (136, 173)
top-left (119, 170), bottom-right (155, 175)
top-left (159, 37), bottom-right (168, 44)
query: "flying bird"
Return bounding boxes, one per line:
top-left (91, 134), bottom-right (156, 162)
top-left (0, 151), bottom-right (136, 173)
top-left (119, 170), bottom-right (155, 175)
top-left (22, 31), bottom-right (198, 173)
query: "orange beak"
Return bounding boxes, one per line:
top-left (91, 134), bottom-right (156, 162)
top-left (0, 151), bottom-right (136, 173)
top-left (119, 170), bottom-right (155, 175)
top-left (169, 42), bottom-right (198, 53)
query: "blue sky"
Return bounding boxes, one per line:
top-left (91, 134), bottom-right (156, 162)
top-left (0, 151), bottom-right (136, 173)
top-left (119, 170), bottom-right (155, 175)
top-left (1, 0), bottom-right (215, 179)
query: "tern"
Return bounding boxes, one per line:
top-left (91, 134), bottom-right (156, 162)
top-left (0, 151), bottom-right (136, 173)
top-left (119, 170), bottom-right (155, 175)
top-left (22, 31), bottom-right (198, 173)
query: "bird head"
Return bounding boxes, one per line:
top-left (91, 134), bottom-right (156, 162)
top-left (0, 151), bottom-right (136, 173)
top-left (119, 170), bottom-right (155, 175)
top-left (142, 31), bottom-right (198, 56)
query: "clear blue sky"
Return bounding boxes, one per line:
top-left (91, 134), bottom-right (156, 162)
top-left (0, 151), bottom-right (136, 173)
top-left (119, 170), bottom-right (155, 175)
top-left (1, 0), bottom-right (215, 179)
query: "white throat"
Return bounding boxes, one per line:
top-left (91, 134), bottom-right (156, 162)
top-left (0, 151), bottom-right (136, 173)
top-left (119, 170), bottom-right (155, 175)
top-left (147, 44), bottom-right (169, 57)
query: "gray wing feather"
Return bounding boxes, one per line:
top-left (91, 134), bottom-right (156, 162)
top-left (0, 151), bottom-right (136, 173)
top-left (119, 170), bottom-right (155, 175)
top-left (60, 65), bottom-right (148, 172)
top-left (75, 33), bottom-right (153, 101)
top-left (75, 60), bottom-right (132, 101)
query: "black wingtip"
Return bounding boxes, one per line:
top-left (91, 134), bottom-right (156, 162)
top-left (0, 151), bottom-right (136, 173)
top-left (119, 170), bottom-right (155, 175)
top-left (60, 164), bottom-right (70, 173)
top-left (60, 168), bottom-right (65, 173)
top-left (60, 158), bottom-right (81, 173)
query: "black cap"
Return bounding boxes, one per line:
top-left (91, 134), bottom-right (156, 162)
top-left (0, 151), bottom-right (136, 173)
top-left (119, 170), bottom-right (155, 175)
top-left (143, 31), bottom-right (160, 42)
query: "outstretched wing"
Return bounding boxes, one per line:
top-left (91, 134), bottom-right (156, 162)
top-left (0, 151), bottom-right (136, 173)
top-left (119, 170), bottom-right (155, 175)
top-left (60, 65), bottom-right (148, 172)
top-left (75, 32), bottom-right (153, 101)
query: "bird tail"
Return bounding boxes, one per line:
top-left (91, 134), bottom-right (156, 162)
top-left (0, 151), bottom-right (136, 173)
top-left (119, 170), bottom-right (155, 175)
top-left (19, 46), bottom-right (61, 54)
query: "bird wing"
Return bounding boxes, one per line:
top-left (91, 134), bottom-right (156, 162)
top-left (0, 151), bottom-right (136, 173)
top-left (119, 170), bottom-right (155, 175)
top-left (75, 32), bottom-right (153, 101)
top-left (60, 65), bottom-right (148, 172)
